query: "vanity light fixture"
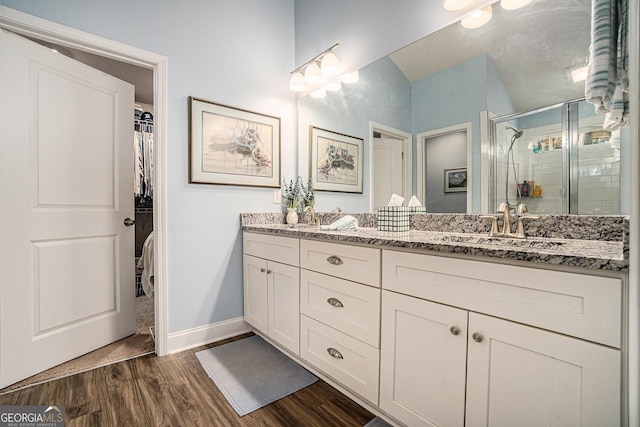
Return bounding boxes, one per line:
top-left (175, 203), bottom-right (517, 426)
top-left (500, 0), bottom-right (533, 10)
top-left (340, 70), bottom-right (359, 84)
top-left (461, 5), bottom-right (492, 29)
top-left (289, 43), bottom-right (360, 97)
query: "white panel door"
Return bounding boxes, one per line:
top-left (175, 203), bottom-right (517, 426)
top-left (268, 261), bottom-right (300, 355)
top-left (373, 137), bottom-right (403, 209)
top-left (243, 255), bottom-right (269, 333)
top-left (465, 312), bottom-right (621, 427)
top-left (380, 290), bottom-right (468, 427)
top-left (0, 30), bottom-right (135, 388)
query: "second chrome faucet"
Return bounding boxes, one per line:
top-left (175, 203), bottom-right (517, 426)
top-left (481, 202), bottom-right (539, 239)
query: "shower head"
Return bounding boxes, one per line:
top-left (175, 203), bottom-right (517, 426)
top-left (506, 126), bottom-right (524, 139)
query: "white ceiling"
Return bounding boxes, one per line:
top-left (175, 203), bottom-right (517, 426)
top-left (388, 0), bottom-right (591, 112)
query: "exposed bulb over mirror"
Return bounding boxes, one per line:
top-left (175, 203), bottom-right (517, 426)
top-left (461, 5), bottom-right (492, 29)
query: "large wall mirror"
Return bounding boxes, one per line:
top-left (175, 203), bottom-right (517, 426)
top-left (297, 0), bottom-right (629, 215)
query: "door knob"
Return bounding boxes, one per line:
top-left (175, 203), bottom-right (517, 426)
top-left (124, 218), bottom-right (135, 226)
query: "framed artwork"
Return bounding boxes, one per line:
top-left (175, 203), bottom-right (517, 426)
top-left (444, 167), bottom-right (467, 192)
top-left (189, 97), bottom-right (280, 187)
top-left (309, 126), bottom-right (364, 193)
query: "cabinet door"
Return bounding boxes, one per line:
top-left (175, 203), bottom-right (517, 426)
top-left (380, 291), bottom-right (468, 427)
top-left (466, 312), bottom-right (621, 427)
top-left (243, 255), bottom-right (268, 333)
top-left (268, 261), bottom-right (300, 355)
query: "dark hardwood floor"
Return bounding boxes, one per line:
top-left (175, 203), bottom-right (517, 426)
top-left (0, 333), bottom-right (375, 426)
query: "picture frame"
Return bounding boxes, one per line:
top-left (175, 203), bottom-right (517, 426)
top-left (309, 126), bottom-right (364, 193)
top-left (189, 97), bottom-right (280, 187)
top-left (444, 167), bottom-right (467, 193)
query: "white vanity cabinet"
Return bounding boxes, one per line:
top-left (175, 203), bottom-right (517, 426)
top-left (380, 250), bottom-right (623, 427)
top-left (243, 233), bottom-right (300, 355)
top-left (299, 240), bottom-right (382, 404)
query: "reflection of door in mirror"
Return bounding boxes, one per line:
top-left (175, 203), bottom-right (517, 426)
top-left (492, 99), bottom-right (625, 214)
top-left (373, 134), bottom-right (403, 209)
top-left (423, 130), bottom-right (468, 213)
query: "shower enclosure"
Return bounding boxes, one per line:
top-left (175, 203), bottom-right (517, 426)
top-left (491, 99), bottom-right (628, 215)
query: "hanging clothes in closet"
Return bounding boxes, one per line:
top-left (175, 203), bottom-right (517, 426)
top-left (135, 115), bottom-right (153, 206)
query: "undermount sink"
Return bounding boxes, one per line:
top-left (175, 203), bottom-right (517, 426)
top-left (435, 234), bottom-right (566, 249)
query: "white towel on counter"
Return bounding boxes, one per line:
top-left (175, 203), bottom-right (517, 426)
top-left (137, 231), bottom-right (154, 299)
top-left (320, 215), bottom-right (359, 231)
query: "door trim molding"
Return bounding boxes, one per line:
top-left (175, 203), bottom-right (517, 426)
top-left (369, 122), bottom-right (413, 212)
top-left (416, 122), bottom-right (473, 213)
top-left (0, 6), bottom-right (169, 356)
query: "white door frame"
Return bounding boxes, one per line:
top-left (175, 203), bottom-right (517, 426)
top-left (369, 122), bottom-right (412, 212)
top-left (0, 6), bottom-right (169, 356)
top-left (416, 122), bottom-right (472, 213)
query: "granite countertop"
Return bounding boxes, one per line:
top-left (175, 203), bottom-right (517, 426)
top-left (242, 213), bottom-right (628, 272)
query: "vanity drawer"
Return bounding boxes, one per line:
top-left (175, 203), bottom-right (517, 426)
top-left (300, 315), bottom-right (379, 404)
top-left (243, 232), bottom-right (299, 266)
top-left (300, 240), bottom-right (380, 287)
top-left (383, 250), bottom-right (622, 348)
top-left (300, 269), bottom-right (381, 347)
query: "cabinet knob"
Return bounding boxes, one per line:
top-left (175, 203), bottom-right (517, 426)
top-left (450, 326), bottom-right (460, 336)
top-left (266, 269), bottom-right (272, 274)
top-left (472, 332), bottom-right (483, 343)
top-left (260, 268), bottom-right (266, 273)
top-left (124, 218), bottom-right (135, 226)
top-left (327, 347), bottom-right (344, 359)
top-left (326, 255), bottom-right (344, 266)
top-left (327, 297), bottom-right (344, 308)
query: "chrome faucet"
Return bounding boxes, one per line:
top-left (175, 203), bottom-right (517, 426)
top-left (331, 207), bottom-right (342, 213)
top-left (481, 202), bottom-right (539, 239)
top-left (304, 206), bottom-right (320, 225)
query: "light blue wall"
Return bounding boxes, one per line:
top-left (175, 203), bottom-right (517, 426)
top-left (411, 54), bottom-right (489, 212)
top-left (2, 0), bottom-right (296, 334)
top-left (297, 57), bottom-right (411, 212)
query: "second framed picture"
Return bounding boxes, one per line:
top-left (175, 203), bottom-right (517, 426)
top-left (309, 126), bottom-right (364, 193)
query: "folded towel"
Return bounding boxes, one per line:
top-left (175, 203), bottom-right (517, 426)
top-left (320, 215), bottom-right (359, 231)
top-left (585, 0), bottom-right (618, 113)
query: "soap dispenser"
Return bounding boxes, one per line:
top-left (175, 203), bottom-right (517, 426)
top-left (521, 181), bottom-right (530, 197)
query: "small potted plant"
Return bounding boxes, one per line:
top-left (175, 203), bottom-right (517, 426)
top-left (282, 176), bottom-right (302, 225)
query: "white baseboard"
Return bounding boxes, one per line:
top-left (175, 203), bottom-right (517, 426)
top-left (167, 317), bottom-right (252, 354)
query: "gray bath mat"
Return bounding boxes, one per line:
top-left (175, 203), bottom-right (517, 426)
top-left (195, 335), bottom-right (317, 416)
top-left (364, 416), bottom-right (394, 427)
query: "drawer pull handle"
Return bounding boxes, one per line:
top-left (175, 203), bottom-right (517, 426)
top-left (327, 255), bottom-right (344, 265)
top-left (327, 297), bottom-right (344, 308)
top-left (327, 347), bottom-right (344, 359)
top-left (450, 326), bottom-right (460, 336)
top-left (472, 332), bottom-right (483, 343)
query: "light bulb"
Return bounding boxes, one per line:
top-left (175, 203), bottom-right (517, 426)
top-left (325, 79), bottom-right (342, 92)
top-left (461, 5), bottom-right (492, 29)
top-left (443, 0), bottom-right (474, 11)
top-left (340, 70), bottom-right (359, 84)
top-left (289, 72), bottom-right (306, 92)
top-left (310, 88), bottom-right (326, 99)
top-left (321, 51), bottom-right (341, 78)
top-left (501, 0), bottom-right (533, 10)
top-left (304, 62), bottom-right (323, 85)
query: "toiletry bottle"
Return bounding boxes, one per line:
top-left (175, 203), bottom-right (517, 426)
top-left (521, 181), bottom-right (529, 197)
top-left (533, 185), bottom-right (542, 197)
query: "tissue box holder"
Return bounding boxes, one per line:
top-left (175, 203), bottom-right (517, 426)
top-left (408, 206), bottom-right (426, 213)
top-left (377, 206), bottom-right (410, 232)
